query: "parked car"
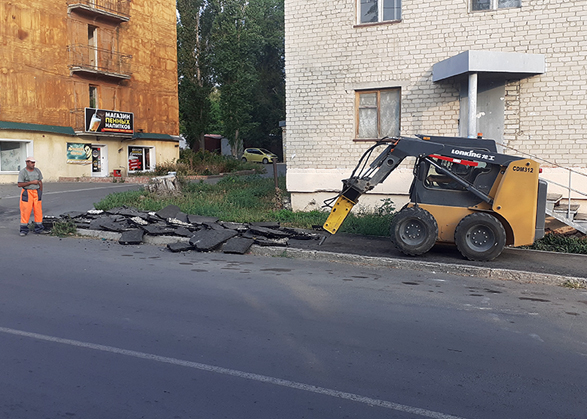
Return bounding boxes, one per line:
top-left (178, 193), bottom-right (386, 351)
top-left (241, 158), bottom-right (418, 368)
top-left (241, 148), bottom-right (278, 164)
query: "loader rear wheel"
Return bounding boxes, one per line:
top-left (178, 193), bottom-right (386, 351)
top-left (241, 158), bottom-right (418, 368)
top-left (454, 213), bottom-right (506, 261)
top-left (390, 207), bottom-right (438, 256)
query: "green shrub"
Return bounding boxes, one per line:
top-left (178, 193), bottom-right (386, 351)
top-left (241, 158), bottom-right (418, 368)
top-left (526, 233), bottom-right (587, 254)
top-left (50, 218), bottom-right (77, 237)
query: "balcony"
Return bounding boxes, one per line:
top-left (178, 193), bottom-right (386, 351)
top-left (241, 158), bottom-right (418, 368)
top-left (68, 44), bottom-right (132, 80)
top-left (67, 0), bottom-right (130, 23)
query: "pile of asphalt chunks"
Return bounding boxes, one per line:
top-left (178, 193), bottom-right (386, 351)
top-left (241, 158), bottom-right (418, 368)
top-left (44, 204), bottom-right (321, 255)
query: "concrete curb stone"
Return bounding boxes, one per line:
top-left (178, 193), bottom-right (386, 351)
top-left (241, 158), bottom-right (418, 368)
top-left (248, 246), bottom-right (587, 288)
top-left (75, 227), bottom-right (587, 288)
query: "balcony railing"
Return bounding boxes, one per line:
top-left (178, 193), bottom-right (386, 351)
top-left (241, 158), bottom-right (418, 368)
top-left (68, 44), bottom-right (132, 80)
top-left (67, 0), bottom-right (130, 22)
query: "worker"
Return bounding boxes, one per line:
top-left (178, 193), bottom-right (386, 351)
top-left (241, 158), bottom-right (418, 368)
top-left (17, 156), bottom-right (46, 236)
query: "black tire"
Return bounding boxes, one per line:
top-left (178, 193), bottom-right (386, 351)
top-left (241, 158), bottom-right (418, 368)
top-left (262, 158), bottom-right (269, 164)
top-left (390, 207), bottom-right (438, 256)
top-left (241, 157), bottom-right (247, 162)
top-left (454, 213), bottom-right (506, 261)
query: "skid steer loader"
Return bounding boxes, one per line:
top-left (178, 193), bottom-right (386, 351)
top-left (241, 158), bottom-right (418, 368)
top-left (323, 135), bottom-right (548, 261)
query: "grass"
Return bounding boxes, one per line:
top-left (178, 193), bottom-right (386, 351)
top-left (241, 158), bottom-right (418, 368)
top-left (94, 175), bottom-right (394, 235)
top-left (153, 149), bottom-right (263, 177)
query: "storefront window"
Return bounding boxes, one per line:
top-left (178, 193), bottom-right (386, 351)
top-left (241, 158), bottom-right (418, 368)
top-left (0, 141), bottom-right (28, 172)
top-left (128, 146), bottom-right (153, 172)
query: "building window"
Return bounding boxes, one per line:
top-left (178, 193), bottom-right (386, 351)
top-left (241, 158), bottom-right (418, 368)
top-left (89, 85), bottom-right (98, 108)
top-left (472, 0), bottom-right (521, 11)
top-left (0, 140), bottom-right (29, 172)
top-left (128, 146), bottom-right (153, 172)
top-left (358, 0), bottom-right (401, 24)
top-left (356, 88), bottom-right (400, 139)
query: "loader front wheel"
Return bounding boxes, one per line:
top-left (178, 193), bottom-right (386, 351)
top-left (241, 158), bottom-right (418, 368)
top-left (390, 207), bottom-right (438, 256)
top-left (454, 213), bottom-right (506, 261)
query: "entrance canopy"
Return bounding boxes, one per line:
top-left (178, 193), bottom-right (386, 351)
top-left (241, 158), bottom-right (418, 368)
top-left (433, 50), bottom-right (545, 82)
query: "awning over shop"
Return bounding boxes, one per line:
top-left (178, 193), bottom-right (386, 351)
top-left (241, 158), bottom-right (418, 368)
top-left (433, 50), bottom-right (545, 82)
top-left (132, 132), bottom-right (177, 142)
top-left (0, 120), bottom-right (76, 136)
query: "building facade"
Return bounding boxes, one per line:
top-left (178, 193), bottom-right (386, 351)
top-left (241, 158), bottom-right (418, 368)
top-left (284, 0), bottom-right (587, 211)
top-left (0, 0), bottom-right (179, 182)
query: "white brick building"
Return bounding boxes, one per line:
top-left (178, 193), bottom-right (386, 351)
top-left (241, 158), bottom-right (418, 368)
top-left (284, 0), bottom-right (587, 212)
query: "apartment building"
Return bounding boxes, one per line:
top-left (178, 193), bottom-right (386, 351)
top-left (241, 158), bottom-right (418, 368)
top-left (284, 0), bottom-right (587, 211)
top-left (0, 0), bottom-right (179, 182)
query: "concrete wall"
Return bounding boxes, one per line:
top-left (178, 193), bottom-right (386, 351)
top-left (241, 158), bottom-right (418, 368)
top-left (284, 0), bottom-right (587, 211)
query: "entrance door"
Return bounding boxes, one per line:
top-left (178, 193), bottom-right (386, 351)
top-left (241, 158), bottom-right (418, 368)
top-left (91, 145), bottom-right (108, 177)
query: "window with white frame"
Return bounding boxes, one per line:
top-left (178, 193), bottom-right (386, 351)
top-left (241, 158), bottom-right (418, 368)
top-left (128, 146), bottom-right (153, 172)
top-left (472, 0), bottom-right (521, 11)
top-left (0, 140), bottom-right (29, 172)
top-left (358, 0), bottom-right (401, 24)
top-left (356, 88), bottom-right (401, 139)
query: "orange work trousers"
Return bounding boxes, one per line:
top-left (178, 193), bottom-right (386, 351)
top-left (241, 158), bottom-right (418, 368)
top-left (20, 188), bottom-right (43, 225)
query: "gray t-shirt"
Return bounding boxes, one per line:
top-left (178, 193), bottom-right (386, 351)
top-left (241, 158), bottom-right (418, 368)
top-left (18, 167), bottom-right (43, 190)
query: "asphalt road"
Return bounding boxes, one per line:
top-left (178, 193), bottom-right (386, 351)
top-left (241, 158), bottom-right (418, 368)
top-left (1, 181), bottom-right (586, 418)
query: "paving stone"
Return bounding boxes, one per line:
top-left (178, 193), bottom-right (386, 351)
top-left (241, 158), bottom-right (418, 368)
top-left (156, 204), bottom-right (181, 220)
top-left (174, 227), bottom-right (194, 237)
top-left (253, 237), bottom-right (288, 247)
top-left (129, 216), bottom-right (149, 226)
top-left (98, 218), bottom-right (130, 232)
top-left (189, 229), bottom-right (239, 251)
top-left (167, 242), bottom-right (194, 253)
top-left (203, 221), bottom-right (227, 231)
top-left (249, 221), bottom-right (281, 229)
top-left (74, 221), bottom-right (91, 229)
top-left (280, 227), bottom-right (319, 240)
top-left (105, 207), bottom-right (127, 215)
top-left (188, 215), bottom-right (219, 225)
top-left (60, 211), bottom-right (86, 219)
top-left (142, 224), bottom-right (176, 235)
top-left (117, 208), bottom-right (145, 217)
top-left (222, 237), bottom-right (254, 254)
top-left (175, 211), bottom-right (189, 223)
top-left (248, 225), bottom-right (290, 238)
top-left (219, 221), bottom-right (249, 232)
top-left (167, 217), bottom-right (193, 228)
top-left (119, 229), bottom-right (144, 245)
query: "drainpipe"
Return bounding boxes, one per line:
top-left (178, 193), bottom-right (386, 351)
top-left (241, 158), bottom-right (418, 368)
top-left (468, 72), bottom-right (478, 138)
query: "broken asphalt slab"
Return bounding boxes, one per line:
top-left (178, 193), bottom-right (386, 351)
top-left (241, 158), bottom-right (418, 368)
top-left (47, 204), bottom-right (587, 288)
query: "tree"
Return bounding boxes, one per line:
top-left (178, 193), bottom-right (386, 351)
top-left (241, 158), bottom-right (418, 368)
top-left (177, 0), bottom-right (213, 150)
top-left (177, 0), bottom-right (285, 155)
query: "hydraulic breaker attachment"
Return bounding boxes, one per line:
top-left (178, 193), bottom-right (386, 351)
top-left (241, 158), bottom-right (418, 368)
top-left (323, 195), bottom-right (356, 234)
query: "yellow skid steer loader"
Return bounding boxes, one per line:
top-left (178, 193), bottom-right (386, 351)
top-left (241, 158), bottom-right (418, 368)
top-left (323, 135), bottom-right (547, 261)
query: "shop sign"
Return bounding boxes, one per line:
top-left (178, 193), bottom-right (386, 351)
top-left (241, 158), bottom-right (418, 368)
top-left (67, 143), bottom-right (92, 164)
top-left (85, 108), bottom-right (134, 134)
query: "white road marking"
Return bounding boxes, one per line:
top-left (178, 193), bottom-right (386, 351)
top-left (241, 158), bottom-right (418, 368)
top-left (0, 326), bottom-right (466, 419)
top-left (1, 184), bottom-right (138, 199)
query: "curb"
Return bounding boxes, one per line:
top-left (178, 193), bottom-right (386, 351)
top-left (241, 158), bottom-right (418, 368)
top-left (76, 228), bottom-right (587, 288)
top-left (248, 246), bottom-right (587, 288)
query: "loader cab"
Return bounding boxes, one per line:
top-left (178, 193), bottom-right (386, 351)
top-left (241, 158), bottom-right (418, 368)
top-left (410, 155), bottom-right (500, 208)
